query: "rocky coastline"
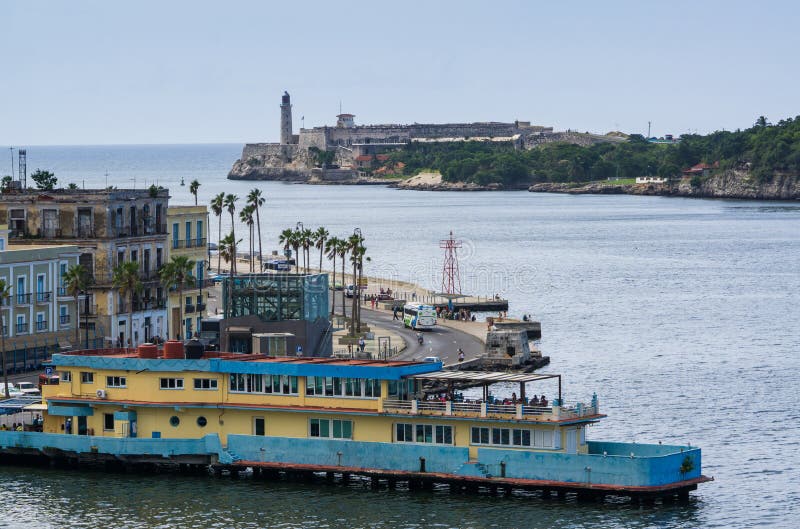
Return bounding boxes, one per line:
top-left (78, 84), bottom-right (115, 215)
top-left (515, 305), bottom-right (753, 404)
top-left (528, 170), bottom-right (800, 200)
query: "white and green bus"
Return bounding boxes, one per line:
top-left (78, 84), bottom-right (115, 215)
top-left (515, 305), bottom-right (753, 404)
top-left (403, 303), bottom-right (437, 330)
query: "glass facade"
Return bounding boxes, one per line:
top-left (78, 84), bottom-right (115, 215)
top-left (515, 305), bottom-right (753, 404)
top-left (222, 273), bottom-right (328, 322)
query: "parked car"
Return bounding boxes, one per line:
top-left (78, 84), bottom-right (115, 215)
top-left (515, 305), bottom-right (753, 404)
top-left (16, 382), bottom-right (41, 395)
top-left (423, 356), bottom-right (443, 365)
top-left (0, 383), bottom-right (23, 398)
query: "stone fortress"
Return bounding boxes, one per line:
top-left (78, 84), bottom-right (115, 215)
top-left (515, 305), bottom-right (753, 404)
top-left (228, 92), bottom-right (622, 182)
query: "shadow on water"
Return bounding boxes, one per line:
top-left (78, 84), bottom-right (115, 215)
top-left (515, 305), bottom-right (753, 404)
top-left (0, 465), bottom-right (704, 529)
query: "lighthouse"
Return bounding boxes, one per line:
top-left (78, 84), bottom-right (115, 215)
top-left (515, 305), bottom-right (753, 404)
top-left (280, 91), bottom-right (293, 145)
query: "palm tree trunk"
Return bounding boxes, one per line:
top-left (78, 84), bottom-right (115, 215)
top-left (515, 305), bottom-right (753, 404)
top-left (255, 209), bottom-right (262, 272)
top-left (217, 219), bottom-right (222, 274)
top-left (128, 293), bottom-right (134, 349)
top-left (1, 332), bottom-right (9, 398)
top-left (178, 284), bottom-right (184, 340)
top-left (74, 293), bottom-right (80, 344)
top-left (341, 254), bottom-right (346, 318)
top-left (319, 243), bottom-right (324, 272)
top-left (330, 255), bottom-right (336, 315)
top-left (230, 212), bottom-right (236, 275)
top-left (351, 261), bottom-right (357, 337)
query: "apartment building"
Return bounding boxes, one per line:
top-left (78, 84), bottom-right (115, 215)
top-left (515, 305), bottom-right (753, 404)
top-left (165, 205), bottom-right (210, 339)
top-left (0, 188), bottom-right (169, 347)
top-left (0, 224), bottom-right (79, 371)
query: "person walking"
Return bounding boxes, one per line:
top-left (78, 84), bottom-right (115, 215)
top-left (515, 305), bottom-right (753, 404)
top-left (458, 348), bottom-right (465, 362)
top-left (358, 337), bottom-right (366, 353)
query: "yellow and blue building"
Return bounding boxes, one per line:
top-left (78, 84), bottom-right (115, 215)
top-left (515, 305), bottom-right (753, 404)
top-left (0, 345), bottom-right (710, 500)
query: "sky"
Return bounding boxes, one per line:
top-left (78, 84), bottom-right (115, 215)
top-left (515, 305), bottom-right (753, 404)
top-left (1, 0), bottom-right (798, 145)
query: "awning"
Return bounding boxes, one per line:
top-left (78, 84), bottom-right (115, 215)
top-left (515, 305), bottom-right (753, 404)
top-left (227, 326), bottom-right (253, 334)
top-left (23, 403), bottom-right (48, 411)
top-left (410, 371), bottom-right (560, 383)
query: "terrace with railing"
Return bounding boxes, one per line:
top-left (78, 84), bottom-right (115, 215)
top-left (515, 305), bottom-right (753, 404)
top-left (382, 398), bottom-right (599, 422)
top-left (379, 371), bottom-right (602, 423)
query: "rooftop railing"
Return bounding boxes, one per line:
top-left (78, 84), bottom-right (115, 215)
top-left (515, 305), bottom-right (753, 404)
top-left (382, 399), bottom-right (599, 421)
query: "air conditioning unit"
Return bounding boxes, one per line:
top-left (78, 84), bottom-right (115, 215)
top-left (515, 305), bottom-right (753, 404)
top-left (96, 389), bottom-right (107, 399)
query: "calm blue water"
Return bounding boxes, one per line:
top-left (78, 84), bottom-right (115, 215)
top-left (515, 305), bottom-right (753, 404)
top-left (2, 144), bottom-right (799, 528)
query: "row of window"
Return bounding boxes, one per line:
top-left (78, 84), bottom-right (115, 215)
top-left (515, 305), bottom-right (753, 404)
top-left (310, 418), bottom-right (353, 439)
top-left (471, 427), bottom-right (555, 448)
top-left (396, 423), bottom-right (453, 445)
top-left (304, 376), bottom-right (382, 398)
top-left (229, 374), bottom-right (298, 395)
top-left (66, 372), bottom-right (217, 392)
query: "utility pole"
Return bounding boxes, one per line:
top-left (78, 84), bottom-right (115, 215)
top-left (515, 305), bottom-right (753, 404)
top-left (647, 121), bottom-right (651, 138)
top-left (8, 147), bottom-right (13, 179)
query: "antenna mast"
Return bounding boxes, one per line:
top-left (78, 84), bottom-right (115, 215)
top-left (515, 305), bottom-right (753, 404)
top-left (440, 231), bottom-right (463, 295)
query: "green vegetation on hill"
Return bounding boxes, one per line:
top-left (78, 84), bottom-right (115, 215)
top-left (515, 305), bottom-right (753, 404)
top-left (381, 116), bottom-right (800, 186)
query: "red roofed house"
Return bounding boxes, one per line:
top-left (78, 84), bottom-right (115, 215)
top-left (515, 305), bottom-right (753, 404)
top-left (682, 161), bottom-right (719, 177)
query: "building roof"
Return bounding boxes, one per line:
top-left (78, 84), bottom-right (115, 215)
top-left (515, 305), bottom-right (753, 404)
top-left (410, 371), bottom-right (561, 384)
top-left (355, 155), bottom-right (374, 162)
top-left (51, 351), bottom-right (441, 380)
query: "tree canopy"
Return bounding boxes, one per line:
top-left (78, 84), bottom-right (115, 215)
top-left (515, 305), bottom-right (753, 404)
top-left (374, 116), bottom-right (800, 186)
top-left (31, 169), bottom-right (57, 190)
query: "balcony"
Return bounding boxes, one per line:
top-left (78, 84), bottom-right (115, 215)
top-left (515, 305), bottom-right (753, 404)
top-left (38, 227), bottom-right (62, 238)
top-left (35, 320), bottom-right (49, 332)
top-left (76, 227), bottom-right (95, 238)
top-left (81, 304), bottom-right (99, 316)
top-left (196, 302), bottom-right (206, 312)
top-left (0, 296), bottom-right (10, 307)
top-left (60, 314), bottom-right (71, 325)
top-left (57, 286), bottom-right (69, 297)
top-left (139, 269), bottom-right (160, 281)
top-left (184, 304), bottom-right (196, 314)
top-left (16, 322), bottom-right (29, 333)
top-left (171, 238), bottom-right (207, 250)
top-left (36, 291), bottom-right (53, 303)
top-left (16, 293), bottom-right (32, 305)
top-left (381, 400), bottom-right (599, 422)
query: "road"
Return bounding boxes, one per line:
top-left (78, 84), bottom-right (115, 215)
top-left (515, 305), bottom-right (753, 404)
top-left (332, 292), bottom-right (484, 365)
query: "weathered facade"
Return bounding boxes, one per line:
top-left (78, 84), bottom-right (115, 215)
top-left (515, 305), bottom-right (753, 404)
top-left (0, 189), bottom-right (169, 346)
top-left (166, 205), bottom-right (210, 339)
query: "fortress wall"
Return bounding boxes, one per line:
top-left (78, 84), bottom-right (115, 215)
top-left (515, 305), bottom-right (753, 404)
top-left (298, 130), bottom-right (328, 151)
top-left (408, 122), bottom-right (519, 138)
top-left (241, 143), bottom-right (300, 161)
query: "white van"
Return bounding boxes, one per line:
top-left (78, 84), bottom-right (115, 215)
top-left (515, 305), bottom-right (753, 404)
top-left (0, 383), bottom-right (23, 398)
top-left (16, 382), bottom-right (40, 395)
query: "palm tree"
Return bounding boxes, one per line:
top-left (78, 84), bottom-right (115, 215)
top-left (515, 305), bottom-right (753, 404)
top-left (223, 194), bottom-right (238, 274)
top-left (112, 261), bottom-right (142, 348)
top-left (289, 229), bottom-right (302, 274)
top-left (279, 228), bottom-right (296, 271)
top-left (63, 264), bottom-right (89, 347)
top-left (325, 236), bottom-right (340, 314)
top-left (314, 227), bottom-right (329, 273)
top-left (347, 233), bottom-right (363, 336)
top-left (218, 233), bottom-right (240, 315)
top-left (210, 192), bottom-right (225, 273)
top-left (301, 228), bottom-right (314, 274)
top-left (247, 188), bottom-right (265, 271)
top-left (189, 180), bottom-right (200, 206)
top-left (239, 205), bottom-right (255, 273)
top-left (0, 279), bottom-right (11, 398)
top-left (159, 255), bottom-right (196, 341)
top-left (336, 238), bottom-right (349, 317)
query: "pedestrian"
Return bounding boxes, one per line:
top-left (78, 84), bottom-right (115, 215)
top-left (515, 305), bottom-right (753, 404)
top-left (358, 337), bottom-right (366, 353)
top-left (458, 348), bottom-right (465, 362)
top-left (412, 291), bottom-right (417, 301)
top-left (393, 307), bottom-right (399, 321)
top-left (65, 418), bottom-right (72, 434)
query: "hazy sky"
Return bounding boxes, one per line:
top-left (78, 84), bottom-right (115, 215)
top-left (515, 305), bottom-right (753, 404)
top-left (2, 0), bottom-right (798, 145)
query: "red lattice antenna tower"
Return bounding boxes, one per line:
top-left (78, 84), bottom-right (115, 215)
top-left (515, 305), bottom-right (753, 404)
top-left (440, 231), bottom-right (463, 294)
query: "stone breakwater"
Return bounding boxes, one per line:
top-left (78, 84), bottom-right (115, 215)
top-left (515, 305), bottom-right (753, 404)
top-left (529, 170), bottom-right (800, 200)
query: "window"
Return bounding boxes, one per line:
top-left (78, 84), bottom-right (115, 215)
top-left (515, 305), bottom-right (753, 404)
top-left (81, 371), bottom-right (94, 384)
top-left (471, 427), bottom-right (554, 448)
top-left (229, 373), bottom-right (297, 394)
top-left (305, 376), bottom-right (380, 398)
top-left (60, 371), bottom-right (72, 382)
top-left (197, 416), bottom-right (207, 428)
top-left (160, 378), bottom-right (184, 390)
top-left (194, 378), bottom-right (218, 390)
top-left (310, 418), bottom-right (352, 439)
top-left (169, 416), bottom-right (180, 427)
top-left (107, 376), bottom-right (126, 388)
top-left (396, 423), bottom-right (452, 444)
top-left (104, 413), bottom-right (115, 431)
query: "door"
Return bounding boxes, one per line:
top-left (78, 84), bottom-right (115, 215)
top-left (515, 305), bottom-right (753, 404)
top-left (77, 416), bottom-right (88, 435)
top-left (566, 428), bottom-right (578, 454)
top-left (254, 417), bottom-right (265, 436)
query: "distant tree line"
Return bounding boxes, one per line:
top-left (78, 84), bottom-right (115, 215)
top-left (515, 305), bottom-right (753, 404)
top-left (378, 116), bottom-right (800, 185)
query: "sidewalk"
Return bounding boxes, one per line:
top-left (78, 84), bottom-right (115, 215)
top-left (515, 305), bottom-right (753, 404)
top-left (332, 317), bottom-right (407, 359)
